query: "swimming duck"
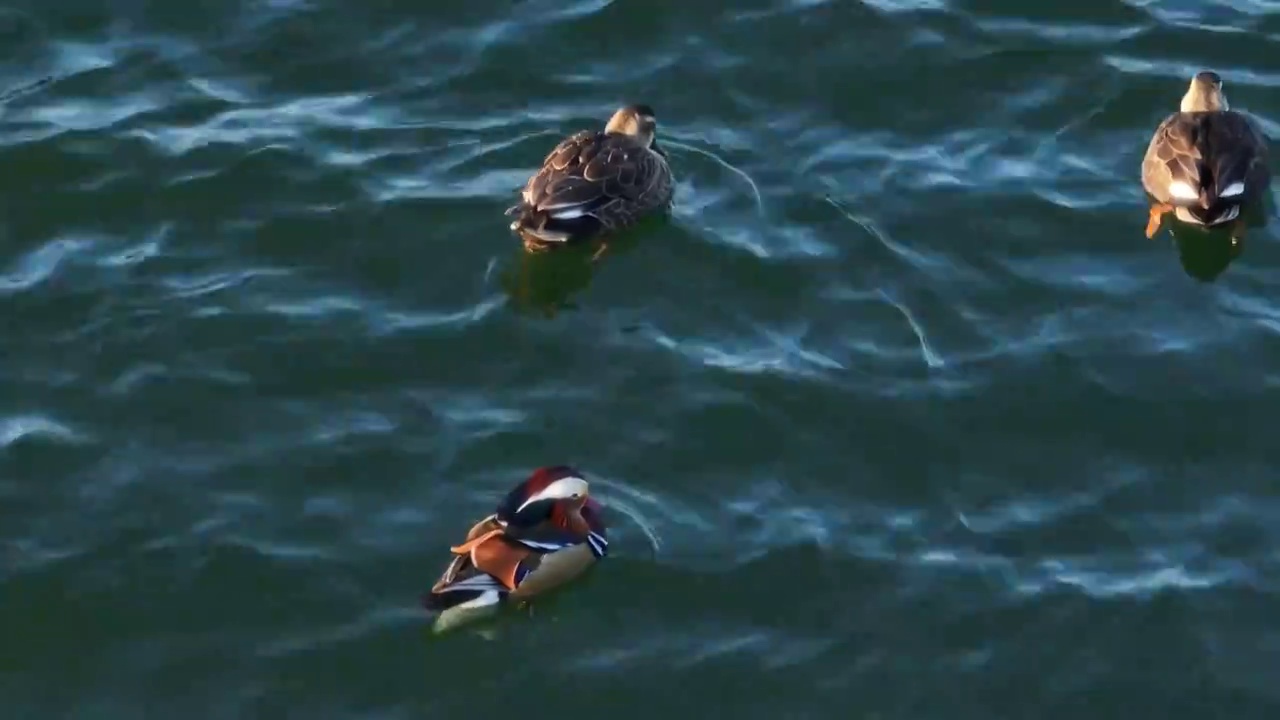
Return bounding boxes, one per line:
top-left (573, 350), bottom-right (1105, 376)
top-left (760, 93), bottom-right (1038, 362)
top-left (1142, 71), bottom-right (1271, 240)
top-left (506, 104), bottom-right (674, 256)
top-left (422, 465), bottom-right (608, 632)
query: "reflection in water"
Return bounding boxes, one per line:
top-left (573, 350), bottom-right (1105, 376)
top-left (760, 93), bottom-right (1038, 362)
top-left (1167, 220), bottom-right (1242, 282)
top-left (1153, 193), bottom-right (1269, 282)
top-left (500, 241), bottom-right (600, 318)
top-left (500, 220), bottom-right (657, 317)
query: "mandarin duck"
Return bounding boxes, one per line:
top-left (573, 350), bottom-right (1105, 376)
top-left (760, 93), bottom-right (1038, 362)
top-left (423, 465), bottom-right (608, 633)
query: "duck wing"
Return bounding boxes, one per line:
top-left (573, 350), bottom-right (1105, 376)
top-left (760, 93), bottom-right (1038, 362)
top-left (1200, 112), bottom-right (1268, 201)
top-left (520, 131), bottom-right (600, 212)
top-left (1144, 111), bottom-right (1269, 204)
top-left (522, 132), bottom-right (670, 223)
top-left (426, 516), bottom-right (541, 604)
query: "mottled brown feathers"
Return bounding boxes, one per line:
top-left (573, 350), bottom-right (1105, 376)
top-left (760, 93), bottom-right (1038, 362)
top-left (523, 131), bottom-right (672, 220)
top-left (1142, 111), bottom-right (1269, 206)
top-left (510, 109), bottom-right (675, 245)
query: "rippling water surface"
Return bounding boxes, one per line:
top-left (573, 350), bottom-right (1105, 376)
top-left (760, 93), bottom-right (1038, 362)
top-left (3, 1), bottom-right (1280, 717)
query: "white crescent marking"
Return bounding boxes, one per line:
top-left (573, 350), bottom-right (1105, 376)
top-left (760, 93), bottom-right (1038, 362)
top-left (548, 206), bottom-right (589, 219)
top-left (1221, 181), bottom-right (1245, 197)
top-left (514, 476), bottom-right (588, 514)
top-left (1168, 180), bottom-right (1199, 200)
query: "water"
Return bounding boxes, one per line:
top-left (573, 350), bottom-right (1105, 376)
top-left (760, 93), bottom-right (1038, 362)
top-left (2, 1), bottom-right (1279, 717)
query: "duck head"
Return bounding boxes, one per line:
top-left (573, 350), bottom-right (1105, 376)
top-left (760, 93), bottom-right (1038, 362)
top-left (605, 103), bottom-right (665, 157)
top-left (496, 465), bottom-right (591, 528)
top-left (1181, 71), bottom-right (1228, 113)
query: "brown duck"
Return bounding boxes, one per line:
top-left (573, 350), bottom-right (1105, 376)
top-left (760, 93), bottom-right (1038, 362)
top-left (506, 104), bottom-right (675, 256)
top-left (422, 466), bottom-right (608, 632)
top-left (1142, 71), bottom-right (1271, 241)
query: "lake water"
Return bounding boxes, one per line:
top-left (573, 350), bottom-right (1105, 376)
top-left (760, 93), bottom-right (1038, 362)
top-left (3, 1), bottom-right (1279, 718)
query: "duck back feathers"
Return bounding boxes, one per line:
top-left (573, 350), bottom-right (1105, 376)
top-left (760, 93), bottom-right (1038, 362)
top-left (508, 127), bottom-right (674, 246)
top-left (1142, 109), bottom-right (1270, 224)
top-left (423, 497), bottom-right (608, 630)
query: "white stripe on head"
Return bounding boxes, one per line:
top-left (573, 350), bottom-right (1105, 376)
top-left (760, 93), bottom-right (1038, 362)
top-left (514, 475), bottom-right (588, 514)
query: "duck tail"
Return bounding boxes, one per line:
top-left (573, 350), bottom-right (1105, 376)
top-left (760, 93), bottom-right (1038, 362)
top-left (507, 205), bottom-right (570, 244)
top-left (426, 588), bottom-right (505, 634)
top-left (423, 560), bottom-right (509, 633)
top-left (423, 570), bottom-right (508, 612)
top-left (508, 204), bottom-right (600, 246)
top-left (1187, 206), bottom-right (1217, 224)
top-left (1187, 194), bottom-right (1238, 225)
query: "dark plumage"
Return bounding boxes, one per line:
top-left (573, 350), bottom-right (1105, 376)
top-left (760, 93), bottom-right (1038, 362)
top-left (1142, 71), bottom-right (1271, 239)
top-left (507, 104), bottom-right (674, 252)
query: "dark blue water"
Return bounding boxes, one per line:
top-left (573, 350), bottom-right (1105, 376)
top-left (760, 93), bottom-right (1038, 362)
top-left (2, 1), bottom-right (1279, 717)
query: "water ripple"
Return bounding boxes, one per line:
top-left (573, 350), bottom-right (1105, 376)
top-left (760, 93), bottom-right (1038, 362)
top-left (0, 414), bottom-right (87, 447)
top-left (4, 0), bottom-right (1280, 716)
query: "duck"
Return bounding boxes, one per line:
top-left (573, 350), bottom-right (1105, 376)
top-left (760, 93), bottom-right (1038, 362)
top-left (1142, 70), bottom-right (1271, 241)
top-left (506, 104), bottom-right (675, 258)
top-left (422, 465), bottom-right (608, 633)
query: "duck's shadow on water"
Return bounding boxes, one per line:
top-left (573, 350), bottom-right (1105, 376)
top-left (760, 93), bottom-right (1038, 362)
top-left (1161, 203), bottom-right (1268, 282)
top-left (1167, 221), bottom-right (1243, 282)
top-left (497, 217), bottom-right (665, 317)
